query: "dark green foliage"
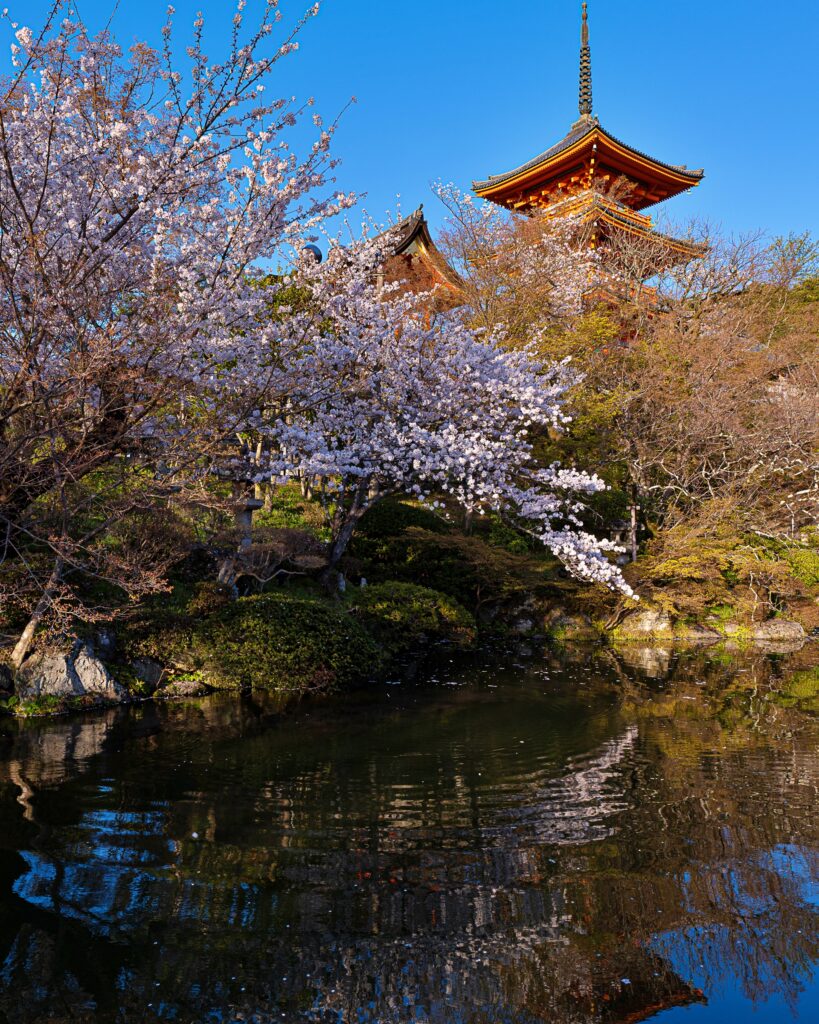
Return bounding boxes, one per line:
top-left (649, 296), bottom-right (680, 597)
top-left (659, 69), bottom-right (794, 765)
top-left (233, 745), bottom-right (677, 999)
top-left (349, 499), bottom-right (559, 618)
top-left (192, 594), bottom-right (382, 694)
top-left (346, 582), bottom-right (476, 657)
top-left (484, 514), bottom-right (534, 555)
top-left (354, 526), bottom-right (558, 616)
top-left (583, 485), bottom-right (632, 531)
top-left (355, 499), bottom-right (451, 541)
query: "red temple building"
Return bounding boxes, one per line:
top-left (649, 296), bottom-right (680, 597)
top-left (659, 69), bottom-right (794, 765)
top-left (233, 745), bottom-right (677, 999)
top-left (472, 3), bottom-right (704, 274)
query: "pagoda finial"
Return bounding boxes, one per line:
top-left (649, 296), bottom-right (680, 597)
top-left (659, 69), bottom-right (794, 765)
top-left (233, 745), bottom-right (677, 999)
top-left (578, 2), bottom-right (593, 120)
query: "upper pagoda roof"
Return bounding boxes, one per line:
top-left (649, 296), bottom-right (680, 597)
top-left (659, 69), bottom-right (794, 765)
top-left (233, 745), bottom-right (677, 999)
top-left (473, 119), bottom-right (703, 207)
top-left (474, 3), bottom-right (704, 213)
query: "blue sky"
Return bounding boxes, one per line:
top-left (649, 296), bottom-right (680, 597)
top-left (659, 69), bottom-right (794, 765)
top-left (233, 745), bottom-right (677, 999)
top-left (7, 1), bottom-right (819, 240)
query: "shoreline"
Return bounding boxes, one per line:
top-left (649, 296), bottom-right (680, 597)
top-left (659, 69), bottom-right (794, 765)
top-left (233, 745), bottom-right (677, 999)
top-left (2, 627), bottom-right (816, 721)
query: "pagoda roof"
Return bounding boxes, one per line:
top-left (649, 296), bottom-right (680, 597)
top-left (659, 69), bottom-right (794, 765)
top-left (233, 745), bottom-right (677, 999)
top-left (474, 5), bottom-right (704, 214)
top-left (388, 206), bottom-right (435, 254)
top-left (473, 119), bottom-right (703, 211)
top-left (377, 206), bottom-right (464, 306)
top-left (550, 190), bottom-right (706, 262)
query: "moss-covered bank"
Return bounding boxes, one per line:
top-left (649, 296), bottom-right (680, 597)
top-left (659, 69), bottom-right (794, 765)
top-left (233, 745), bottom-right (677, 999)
top-left (2, 495), bottom-right (816, 717)
top-left (119, 581), bottom-right (477, 699)
top-left (0, 579), bottom-right (479, 716)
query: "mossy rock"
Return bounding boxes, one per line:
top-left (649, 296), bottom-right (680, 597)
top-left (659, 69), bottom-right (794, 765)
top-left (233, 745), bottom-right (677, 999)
top-left (543, 610), bottom-right (601, 643)
top-left (347, 582), bottom-right (477, 657)
top-left (168, 593), bottom-right (383, 696)
top-left (158, 676), bottom-right (212, 699)
top-left (611, 607), bottom-right (675, 640)
top-left (0, 693), bottom-right (110, 717)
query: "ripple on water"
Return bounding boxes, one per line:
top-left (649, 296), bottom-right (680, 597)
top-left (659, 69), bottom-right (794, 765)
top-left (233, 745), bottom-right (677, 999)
top-left (0, 649), bottom-right (817, 1023)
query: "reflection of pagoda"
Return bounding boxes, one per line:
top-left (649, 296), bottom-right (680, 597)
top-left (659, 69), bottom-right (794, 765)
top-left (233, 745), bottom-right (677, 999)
top-left (473, 3), bottom-right (704, 270)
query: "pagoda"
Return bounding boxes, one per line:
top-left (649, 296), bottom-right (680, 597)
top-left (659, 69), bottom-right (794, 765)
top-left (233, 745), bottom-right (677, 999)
top-left (472, 3), bottom-right (704, 269)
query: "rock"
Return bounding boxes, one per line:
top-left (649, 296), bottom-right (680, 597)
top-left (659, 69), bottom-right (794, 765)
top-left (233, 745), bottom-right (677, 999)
top-left (132, 657), bottom-right (165, 688)
top-left (674, 624), bottom-right (722, 644)
top-left (0, 663), bottom-right (13, 694)
top-left (615, 608), bottom-right (674, 637)
top-left (752, 620), bottom-right (805, 643)
top-left (159, 678), bottom-right (209, 699)
top-left (16, 652), bottom-right (82, 700)
top-left (73, 647), bottom-right (127, 698)
top-left (511, 617), bottom-right (536, 636)
top-left (16, 645), bottom-right (127, 702)
top-left (544, 609), bottom-right (599, 641)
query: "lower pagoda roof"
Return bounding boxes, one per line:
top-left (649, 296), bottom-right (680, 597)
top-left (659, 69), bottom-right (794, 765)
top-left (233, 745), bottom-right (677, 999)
top-left (473, 119), bottom-right (704, 213)
top-left (552, 190), bottom-right (706, 264)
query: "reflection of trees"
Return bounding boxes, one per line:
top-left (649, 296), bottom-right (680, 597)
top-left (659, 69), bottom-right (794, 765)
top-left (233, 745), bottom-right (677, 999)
top-left (0, 650), bottom-right (816, 1022)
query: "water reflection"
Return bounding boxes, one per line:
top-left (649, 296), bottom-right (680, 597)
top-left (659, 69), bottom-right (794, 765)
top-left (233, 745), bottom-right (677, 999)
top-left (0, 646), bottom-right (816, 1023)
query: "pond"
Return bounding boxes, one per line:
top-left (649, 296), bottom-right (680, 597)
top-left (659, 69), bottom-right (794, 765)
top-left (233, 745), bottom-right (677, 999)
top-left (0, 645), bottom-right (817, 1023)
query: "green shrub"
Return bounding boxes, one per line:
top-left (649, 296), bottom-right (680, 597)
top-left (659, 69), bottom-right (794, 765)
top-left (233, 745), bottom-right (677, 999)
top-left (705, 603), bottom-right (735, 622)
top-left (347, 582), bottom-right (476, 657)
top-left (355, 499), bottom-right (450, 541)
top-left (785, 547), bottom-right (819, 587)
top-left (149, 592), bottom-right (383, 696)
top-left (484, 515), bottom-right (533, 555)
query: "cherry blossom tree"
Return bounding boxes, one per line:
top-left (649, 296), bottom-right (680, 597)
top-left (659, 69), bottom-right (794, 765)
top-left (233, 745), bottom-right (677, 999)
top-left (0, 0), bottom-right (350, 666)
top-left (260, 236), bottom-right (633, 596)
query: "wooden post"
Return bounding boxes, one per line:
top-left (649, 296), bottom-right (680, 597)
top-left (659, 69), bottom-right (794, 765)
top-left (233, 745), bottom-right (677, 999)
top-left (629, 505), bottom-right (638, 563)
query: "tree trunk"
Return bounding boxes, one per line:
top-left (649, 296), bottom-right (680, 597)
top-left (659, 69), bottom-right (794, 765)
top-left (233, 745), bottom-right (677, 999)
top-left (325, 514), bottom-right (362, 574)
top-left (11, 557), bottom-right (64, 669)
top-left (320, 482), bottom-right (375, 587)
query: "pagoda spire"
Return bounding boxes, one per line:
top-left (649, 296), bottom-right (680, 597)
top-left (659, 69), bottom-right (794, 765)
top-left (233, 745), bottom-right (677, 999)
top-left (578, 2), bottom-right (593, 121)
